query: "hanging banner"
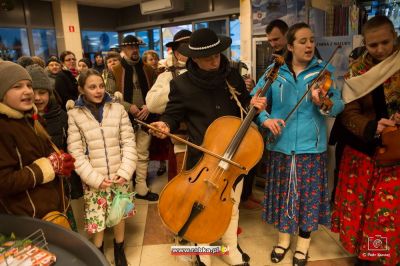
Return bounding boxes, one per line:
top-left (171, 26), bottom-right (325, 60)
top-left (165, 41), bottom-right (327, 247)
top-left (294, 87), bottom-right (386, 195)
top-left (252, 0), bottom-right (306, 36)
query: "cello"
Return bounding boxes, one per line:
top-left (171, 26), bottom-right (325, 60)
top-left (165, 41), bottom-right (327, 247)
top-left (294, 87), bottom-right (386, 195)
top-left (138, 56), bottom-right (284, 244)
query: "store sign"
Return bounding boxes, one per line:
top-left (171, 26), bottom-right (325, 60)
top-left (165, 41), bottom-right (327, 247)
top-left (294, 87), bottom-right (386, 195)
top-left (68, 26), bottom-right (75, 32)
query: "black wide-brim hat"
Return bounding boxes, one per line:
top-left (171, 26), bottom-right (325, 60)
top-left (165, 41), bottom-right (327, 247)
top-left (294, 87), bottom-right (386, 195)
top-left (166, 29), bottom-right (192, 48)
top-left (121, 34), bottom-right (146, 47)
top-left (177, 28), bottom-right (232, 58)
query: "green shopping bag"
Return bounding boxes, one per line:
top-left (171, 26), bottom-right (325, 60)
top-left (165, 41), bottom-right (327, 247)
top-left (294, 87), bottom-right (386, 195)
top-left (106, 189), bottom-right (135, 227)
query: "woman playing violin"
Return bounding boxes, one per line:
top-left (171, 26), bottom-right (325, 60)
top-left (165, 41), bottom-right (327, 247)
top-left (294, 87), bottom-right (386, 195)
top-left (331, 15), bottom-right (400, 266)
top-left (252, 22), bottom-right (344, 266)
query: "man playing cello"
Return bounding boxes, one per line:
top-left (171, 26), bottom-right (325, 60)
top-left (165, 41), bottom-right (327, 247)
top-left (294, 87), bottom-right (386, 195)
top-left (150, 28), bottom-right (267, 266)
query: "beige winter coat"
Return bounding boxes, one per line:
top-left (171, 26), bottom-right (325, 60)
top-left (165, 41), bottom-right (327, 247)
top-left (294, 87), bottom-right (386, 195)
top-left (146, 52), bottom-right (187, 154)
top-left (67, 93), bottom-right (137, 189)
top-left (146, 52), bottom-right (187, 114)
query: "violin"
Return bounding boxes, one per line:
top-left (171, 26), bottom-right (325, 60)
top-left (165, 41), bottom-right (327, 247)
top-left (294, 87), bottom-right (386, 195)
top-left (311, 70), bottom-right (334, 114)
top-left (376, 125), bottom-right (400, 166)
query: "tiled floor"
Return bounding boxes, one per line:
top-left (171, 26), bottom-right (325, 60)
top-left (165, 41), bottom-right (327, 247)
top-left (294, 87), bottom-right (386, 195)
top-left (71, 161), bottom-right (355, 266)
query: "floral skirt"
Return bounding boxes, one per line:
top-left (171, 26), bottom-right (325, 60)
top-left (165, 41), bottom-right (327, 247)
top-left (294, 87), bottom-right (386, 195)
top-left (263, 151), bottom-right (331, 234)
top-left (331, 145), bottom-right (400, 265)
top-left (83, 182), bottom-right (135, 234)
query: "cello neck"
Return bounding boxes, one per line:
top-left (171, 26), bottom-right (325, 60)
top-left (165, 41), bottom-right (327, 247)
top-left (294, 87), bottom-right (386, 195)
top-left (221, 58), bottom-right (284, 164)
top-left (222, 77), bottom-right (274, 162)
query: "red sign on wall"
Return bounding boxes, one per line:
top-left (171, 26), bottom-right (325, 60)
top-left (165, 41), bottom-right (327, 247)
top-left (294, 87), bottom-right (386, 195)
top-left (68, 26), bottom-right (75, 32)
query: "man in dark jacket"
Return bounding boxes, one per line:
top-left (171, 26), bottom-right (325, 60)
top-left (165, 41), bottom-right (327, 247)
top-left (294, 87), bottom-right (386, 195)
top-left (265, 19), bottom-right (288, 67)
top-left (111, 35), bottom-right (158, 201)
top-left (150, 28), bottom-right (266, 266)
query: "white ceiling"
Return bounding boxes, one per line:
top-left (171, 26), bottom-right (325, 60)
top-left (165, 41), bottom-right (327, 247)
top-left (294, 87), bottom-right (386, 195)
top-left (76, 0), bottom-right (141, 8)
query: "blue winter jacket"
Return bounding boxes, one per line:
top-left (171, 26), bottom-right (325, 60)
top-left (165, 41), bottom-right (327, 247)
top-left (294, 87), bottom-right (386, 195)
top-left (252, 57), bottom-right (344, 155)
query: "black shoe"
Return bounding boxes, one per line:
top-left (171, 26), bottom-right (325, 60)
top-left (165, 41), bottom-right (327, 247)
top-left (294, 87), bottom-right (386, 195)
top-left (157, 165), bottom-right (166, 176)
top-left (237, 244), bottom-right (250, 262)
top-left (195, 255), bottom-right (206, 266)
top-left (135, 191), bottom-right (159, 201)
top-left (114, 239), bottom-right (127, 266)
top-left (271, 245), bottom-right (290, 263)
top-left (292, 250), bottom-right (308, 266)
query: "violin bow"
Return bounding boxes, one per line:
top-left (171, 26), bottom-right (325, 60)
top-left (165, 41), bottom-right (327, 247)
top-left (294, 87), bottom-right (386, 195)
top-left (134, 119), bottom-right (247, 170)
top-left (283, 45), bottom-right (342, 124)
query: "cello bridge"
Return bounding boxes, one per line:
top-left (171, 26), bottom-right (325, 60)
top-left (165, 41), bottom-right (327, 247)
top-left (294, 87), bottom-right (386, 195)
top-left (204, 179), bottom-right (219, 189)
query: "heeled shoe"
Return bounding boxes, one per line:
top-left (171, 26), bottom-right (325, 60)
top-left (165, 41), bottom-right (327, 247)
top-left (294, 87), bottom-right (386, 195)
top-left (292, 250), bottom-right (308, 266)
top-left (271, 245), bottom-right (290, 263)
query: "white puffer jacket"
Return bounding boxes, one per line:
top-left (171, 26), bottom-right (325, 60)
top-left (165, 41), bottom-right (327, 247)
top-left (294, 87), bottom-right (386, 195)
top-left (67, 92), bottom-right (137, 189)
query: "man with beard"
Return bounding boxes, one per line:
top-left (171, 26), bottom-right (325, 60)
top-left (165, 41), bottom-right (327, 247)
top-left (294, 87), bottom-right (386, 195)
top-left (150, 28), bottom-right (267, 266)
top-left (111, 35), bottom-right (159, 201)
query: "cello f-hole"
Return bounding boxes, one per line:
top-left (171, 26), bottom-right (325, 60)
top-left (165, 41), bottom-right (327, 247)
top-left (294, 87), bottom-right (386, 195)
top-left (188, 167), bottom-right (209, 183)
top-left (219, 178), bottom-right (229, 201)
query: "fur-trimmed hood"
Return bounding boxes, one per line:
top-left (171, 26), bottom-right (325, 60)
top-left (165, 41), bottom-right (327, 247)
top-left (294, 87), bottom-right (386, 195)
top-left (0, 102), bottom-right (38, 119)
top-left (66, 91), bottom-right (123, 110)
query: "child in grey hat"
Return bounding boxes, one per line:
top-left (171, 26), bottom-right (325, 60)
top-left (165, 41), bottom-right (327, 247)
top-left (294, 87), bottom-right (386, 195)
top-left (26, 64), bottom-right (83, 203)
top-left (26, 64), bottom-right (65, 147)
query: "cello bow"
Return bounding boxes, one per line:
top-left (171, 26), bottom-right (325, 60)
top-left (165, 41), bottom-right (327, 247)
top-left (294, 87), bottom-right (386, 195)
top-left (134, 118), bottom-right (246, 170)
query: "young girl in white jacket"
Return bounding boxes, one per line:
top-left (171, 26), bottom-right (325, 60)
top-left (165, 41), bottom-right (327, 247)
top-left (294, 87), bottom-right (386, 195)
top-left (67, 69), bottom-right (137, 266)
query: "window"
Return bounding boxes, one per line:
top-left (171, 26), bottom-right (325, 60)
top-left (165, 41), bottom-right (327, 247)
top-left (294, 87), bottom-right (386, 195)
top-left (230, 18), bottom-right (240, 61)
top-left (32, 29), bottom-right (57, 62)
top-left (161, 24), bottom-right (192, 58)
top-left (136, 29), bottom-right (161, 57)
top-left (82, 30), bottom-right (118, 57)
top-left (194, 20), bottom-right (227, 35)
top-left (0, 27), bottom-right (30, 62)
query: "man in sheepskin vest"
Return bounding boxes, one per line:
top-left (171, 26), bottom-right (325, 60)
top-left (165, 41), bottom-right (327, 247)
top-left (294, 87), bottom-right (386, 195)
top-left (112, 35), bottom-right (159, 201)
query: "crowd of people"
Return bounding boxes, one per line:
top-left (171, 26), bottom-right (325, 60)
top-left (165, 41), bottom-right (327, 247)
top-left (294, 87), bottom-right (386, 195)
top-left (0, 14), bottom-right (399, 266)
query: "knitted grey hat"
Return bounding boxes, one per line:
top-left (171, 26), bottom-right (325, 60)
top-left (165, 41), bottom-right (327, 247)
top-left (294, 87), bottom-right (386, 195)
top-left (26, 64), bottom-right (52, 93)
top-left (0, 61), bottom-right (32, 100)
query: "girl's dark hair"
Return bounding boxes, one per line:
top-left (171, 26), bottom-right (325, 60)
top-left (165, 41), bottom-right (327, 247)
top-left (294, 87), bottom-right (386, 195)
top-left (77, 68), bottom-right (102, 88)
top-left (59, 51), bottom-right (76, 63)
top-left (362, 15), bottom-right (395, 37)
top-left (284, 22), bottom-right (312, 63)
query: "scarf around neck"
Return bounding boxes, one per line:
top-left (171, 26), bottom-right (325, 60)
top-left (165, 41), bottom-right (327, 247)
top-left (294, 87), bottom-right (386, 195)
top-left (343, 49), bottom-right (400, 114)
top-left (186, 54), bottom-right (231, 90)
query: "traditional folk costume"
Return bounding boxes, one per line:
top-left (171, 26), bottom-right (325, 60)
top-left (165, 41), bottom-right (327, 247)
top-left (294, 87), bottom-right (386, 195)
top-left (331, 49), bottom-right (400, 265)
